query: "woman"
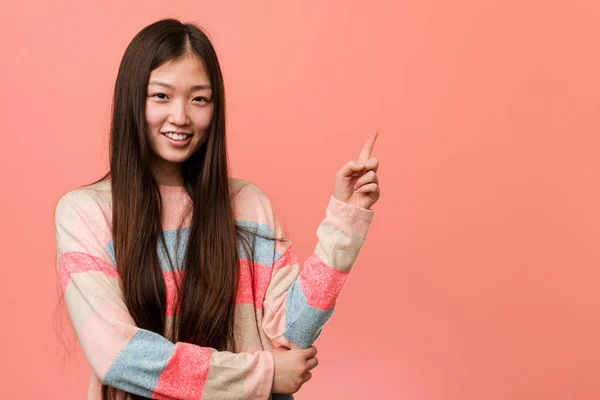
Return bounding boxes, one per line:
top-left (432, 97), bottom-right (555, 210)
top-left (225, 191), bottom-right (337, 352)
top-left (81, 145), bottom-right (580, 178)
top-left (54, 18), bottom-right (380, 400)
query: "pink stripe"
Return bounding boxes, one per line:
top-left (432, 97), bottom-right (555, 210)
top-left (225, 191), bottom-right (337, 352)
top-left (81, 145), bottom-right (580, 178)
top-left (261, 295), bottom-right (294, 348)
top-left (242, 350), bottom-right (274, 400)
top-left (325, 195), bottom-right (374, 237)
top-left (300, 254), bottom-right (349, 310)
top-left (152, 343), bottom-right (210, 399)
top-left (78, 302), bottom-right (138, 380)
top-left (58, 252), bottom-right (118, 291)
top-left (236, 260), bottom-right (271, 309)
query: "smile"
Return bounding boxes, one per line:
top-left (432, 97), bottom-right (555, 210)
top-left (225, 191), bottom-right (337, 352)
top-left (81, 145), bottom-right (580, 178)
top-left (162, 132), bottom-right (192, 141)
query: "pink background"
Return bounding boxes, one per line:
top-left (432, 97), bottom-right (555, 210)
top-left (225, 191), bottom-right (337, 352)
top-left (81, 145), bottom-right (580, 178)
top-left (1, 1), bottom-right (599, 399)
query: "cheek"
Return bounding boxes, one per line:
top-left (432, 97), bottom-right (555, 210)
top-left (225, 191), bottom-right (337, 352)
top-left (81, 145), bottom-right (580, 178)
top-left (145, 102), bottom-right (165, 130)
top-left (192, 106), bottom-right (214, 130)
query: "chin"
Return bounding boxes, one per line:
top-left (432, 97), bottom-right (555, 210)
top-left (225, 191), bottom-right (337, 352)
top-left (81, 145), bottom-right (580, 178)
top-left (157, 149), bottom-right (194, 164)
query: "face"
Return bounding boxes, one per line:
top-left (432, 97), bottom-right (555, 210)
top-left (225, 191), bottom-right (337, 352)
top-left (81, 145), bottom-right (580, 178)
top-left (145, 54), bottom-right (214, 182)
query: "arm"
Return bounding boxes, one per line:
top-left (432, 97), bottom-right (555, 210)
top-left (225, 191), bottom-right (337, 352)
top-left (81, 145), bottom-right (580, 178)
top-left (261, 195), bottom-right (374, 349)
top-left (261, 133), bottom-right (380, 350)
top-left (55, 193), bottom-right (274, 400)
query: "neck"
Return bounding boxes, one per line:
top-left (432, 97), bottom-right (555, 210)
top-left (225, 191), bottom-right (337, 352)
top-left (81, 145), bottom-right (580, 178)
top-left (152, 158), bottom-right (183, 186)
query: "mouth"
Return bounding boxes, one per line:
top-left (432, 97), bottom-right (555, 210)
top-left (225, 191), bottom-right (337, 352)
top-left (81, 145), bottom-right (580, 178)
top-left (161, 132), bottom-right (193, 142)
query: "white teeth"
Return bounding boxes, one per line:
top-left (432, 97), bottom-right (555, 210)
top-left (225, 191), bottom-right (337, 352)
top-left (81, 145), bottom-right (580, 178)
top-left (164, 132), bottom-right (190, 141)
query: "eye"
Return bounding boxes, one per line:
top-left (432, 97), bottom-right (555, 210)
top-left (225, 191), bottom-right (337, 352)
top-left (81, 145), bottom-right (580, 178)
top-left (193, 96), bottom-right (211, 103)
top-left (152, 93), bottom-right (168, 100)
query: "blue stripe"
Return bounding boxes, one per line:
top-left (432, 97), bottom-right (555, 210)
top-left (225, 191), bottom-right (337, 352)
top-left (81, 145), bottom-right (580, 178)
top-left (157, 228), bottom-right (190, 270)
top-left (284, 280), bottom-right (334, 349)
top-left (105, 241), bottom-right (116, 266)
top-left (104, 330), bottom-right (173, 396)
top-left (105, 228), bottom-right (190, 271)
top-left (104, 221), bottom-right (281, 271)
top-left (236, 220), bottom-right (281, 267)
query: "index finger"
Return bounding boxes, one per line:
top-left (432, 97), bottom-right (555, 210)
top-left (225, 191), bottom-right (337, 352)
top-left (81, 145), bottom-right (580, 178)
top-left (358, 132), bottom-right (379, 162)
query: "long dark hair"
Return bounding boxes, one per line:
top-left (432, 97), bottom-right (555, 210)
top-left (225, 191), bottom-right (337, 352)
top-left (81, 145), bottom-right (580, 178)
top-left (100, 19), bottom-right (268, 400)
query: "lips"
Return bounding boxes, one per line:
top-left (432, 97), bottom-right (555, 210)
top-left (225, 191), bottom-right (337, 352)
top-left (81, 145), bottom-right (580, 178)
top-left (161, 132), bottom-right (193, 147)
top-left (162, 132), bottom-right (192, 141)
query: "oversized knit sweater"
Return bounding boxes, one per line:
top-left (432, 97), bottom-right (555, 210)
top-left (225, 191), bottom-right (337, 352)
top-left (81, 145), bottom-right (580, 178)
top-left (54, 178), bottom-right (374, 400)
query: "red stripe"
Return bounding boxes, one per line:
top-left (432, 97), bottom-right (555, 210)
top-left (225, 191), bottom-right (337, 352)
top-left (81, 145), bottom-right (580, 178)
top-left (163, 270), bottom-right (183, 317)
top-left (236, 260), bottom-right (272, 309)
top-left (152, 343), bottom-right (210, 399)
top-left (273, 246), bottom-right (298, 271)
top-left (58, 252), bottom-right (118, 291)
top-left (300, 254), bottom-right (349, 310)
top-left (59, 252), bottom-right (275, 311)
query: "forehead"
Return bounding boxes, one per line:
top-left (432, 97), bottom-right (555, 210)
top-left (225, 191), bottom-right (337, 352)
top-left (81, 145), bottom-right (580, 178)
top-left (149, 54), bottom-right (210, 84)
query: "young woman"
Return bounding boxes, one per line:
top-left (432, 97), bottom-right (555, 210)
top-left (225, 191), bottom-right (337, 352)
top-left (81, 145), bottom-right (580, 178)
top-left (54, 18), bottom-right (380, 400)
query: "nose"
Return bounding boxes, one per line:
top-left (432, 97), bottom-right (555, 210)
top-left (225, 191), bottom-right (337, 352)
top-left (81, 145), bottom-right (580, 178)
top-left (168, 99), bottom-right (190, 126)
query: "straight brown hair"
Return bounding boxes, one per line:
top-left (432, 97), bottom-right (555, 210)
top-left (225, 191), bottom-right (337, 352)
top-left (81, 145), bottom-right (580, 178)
top-left (100, 19), bottom-right (266, 400)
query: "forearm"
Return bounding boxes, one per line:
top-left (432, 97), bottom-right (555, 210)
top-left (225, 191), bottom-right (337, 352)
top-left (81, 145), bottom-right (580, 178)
top-left (262, 196), bottom-right (374, 348)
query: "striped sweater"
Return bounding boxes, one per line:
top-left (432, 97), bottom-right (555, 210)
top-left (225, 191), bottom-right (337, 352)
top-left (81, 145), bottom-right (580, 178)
top-left (54, 178), bottom-right (374, 399)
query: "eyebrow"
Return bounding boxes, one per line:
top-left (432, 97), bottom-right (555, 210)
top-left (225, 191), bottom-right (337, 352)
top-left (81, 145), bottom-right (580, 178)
top-left (148, 80), bottom-right (212, 91)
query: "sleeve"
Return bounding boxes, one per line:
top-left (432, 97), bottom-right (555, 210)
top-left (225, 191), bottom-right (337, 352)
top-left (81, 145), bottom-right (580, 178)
top-left (54, 192), bottom-right (274, 400)
top-left (260, 194), bottom-right (374, 349)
